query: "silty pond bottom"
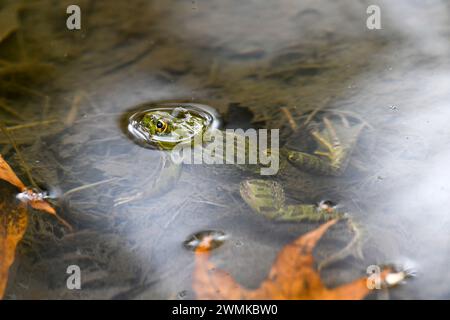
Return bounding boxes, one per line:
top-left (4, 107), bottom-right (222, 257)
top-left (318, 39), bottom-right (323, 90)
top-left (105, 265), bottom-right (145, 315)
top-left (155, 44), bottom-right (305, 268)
top-left (0, 0), bottom-right (449, 299)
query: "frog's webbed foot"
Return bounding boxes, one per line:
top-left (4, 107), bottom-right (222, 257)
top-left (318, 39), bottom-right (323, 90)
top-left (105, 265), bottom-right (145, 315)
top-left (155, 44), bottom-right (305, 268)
top-left (287, 116), bottom-right (364, 176)
top-left (240, 179), bottom-right (343, 222)
top-left (317, 218), bottom-right (365, 270)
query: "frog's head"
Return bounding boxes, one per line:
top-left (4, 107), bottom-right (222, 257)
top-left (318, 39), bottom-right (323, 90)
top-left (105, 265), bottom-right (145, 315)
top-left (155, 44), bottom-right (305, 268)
top-left (140, 110), bottom-right (176, 137)
top-left (128, 103), bottom-right (220, 150)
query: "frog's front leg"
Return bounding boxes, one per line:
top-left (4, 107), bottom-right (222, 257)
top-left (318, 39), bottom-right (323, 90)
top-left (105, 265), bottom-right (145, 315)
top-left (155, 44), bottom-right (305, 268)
top-left (287, 117), bottom-right (364, 176)
top-left (239, 180), bottom-right (341, 222)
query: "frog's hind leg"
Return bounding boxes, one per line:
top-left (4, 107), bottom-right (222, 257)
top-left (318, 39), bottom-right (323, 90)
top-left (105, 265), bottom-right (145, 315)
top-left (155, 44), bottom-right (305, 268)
top-left (240, 179), bottom-right (341, 222)
top-left (288, 116), bottom-right (364, 176)
top-left (239, 179), bottom-right (285, 219)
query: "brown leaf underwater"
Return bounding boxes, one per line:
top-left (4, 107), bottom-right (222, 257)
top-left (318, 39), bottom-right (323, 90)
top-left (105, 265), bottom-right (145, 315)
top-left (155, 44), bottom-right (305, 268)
top-left (0, 154), bottom-right (69, 298)
top-left (194, 219), bottom-right (390, 300)
top-left (0, 198), bottom-right (27, 298)
top-left (0, 154), bottom-right (26, 191)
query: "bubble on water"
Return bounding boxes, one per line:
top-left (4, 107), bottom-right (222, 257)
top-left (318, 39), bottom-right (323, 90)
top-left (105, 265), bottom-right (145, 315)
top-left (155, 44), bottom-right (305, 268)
top-left (183, 230), bottom-right (228, 253)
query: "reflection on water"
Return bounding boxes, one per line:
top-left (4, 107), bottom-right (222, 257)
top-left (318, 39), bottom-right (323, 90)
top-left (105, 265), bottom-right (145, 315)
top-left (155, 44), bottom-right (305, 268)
top-left (1, 0), bottom-right (450, 299)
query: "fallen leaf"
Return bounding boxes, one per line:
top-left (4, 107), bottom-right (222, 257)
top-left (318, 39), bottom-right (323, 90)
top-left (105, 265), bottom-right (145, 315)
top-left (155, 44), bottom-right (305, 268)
top-left (28, 197), bottom-right (72, 230)
top-left (194, 219), bottom-right (389, 300)
top-left (0, 154), bottom-right (26, 191)
top-left (28, 198), bottom-right (56, 215)
top-left (0, 154), bottom-right (70, 298)
top-left (0, 196), bottom-right (27, 298)
top-left (0, 155), bottom-right (70, 220)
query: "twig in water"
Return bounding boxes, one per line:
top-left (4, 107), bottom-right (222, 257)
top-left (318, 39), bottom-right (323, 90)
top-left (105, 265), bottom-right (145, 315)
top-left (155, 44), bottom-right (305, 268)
top-left (64, 92), bottom-right (83, 126)
top-left (63, 178), bottom-right (118, 197)
top-left (6, 119), bottom-right (58, 131)
top-left (281, 107), bottom-right (298, 131)
top-left (0, 99), bottom-right (26, 120)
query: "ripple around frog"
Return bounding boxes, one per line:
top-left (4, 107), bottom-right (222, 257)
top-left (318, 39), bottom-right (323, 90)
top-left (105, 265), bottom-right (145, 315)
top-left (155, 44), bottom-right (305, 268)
top-left (126, 102), bottom-right (221, 149)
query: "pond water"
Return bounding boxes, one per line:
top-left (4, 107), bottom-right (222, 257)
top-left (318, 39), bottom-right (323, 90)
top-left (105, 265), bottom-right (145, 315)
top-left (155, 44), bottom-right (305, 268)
top-left (1, 0), bottom-right (450, 299)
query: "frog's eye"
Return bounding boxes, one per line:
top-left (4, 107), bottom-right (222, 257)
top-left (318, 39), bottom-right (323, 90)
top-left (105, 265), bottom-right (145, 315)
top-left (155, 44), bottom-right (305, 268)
top-left (155, 119), bottom-right (168, 133)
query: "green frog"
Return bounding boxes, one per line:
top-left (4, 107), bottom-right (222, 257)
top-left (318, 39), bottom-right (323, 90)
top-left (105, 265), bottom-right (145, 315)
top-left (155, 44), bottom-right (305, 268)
top-left (125, 102), bottom-right (363, 223)
top-left (123, 102), bottom-right (367, 267)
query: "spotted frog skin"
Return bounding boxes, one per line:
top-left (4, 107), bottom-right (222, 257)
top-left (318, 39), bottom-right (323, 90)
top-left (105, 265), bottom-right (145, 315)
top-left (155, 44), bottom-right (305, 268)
top-left (126, 102), bottom-right (364, 224)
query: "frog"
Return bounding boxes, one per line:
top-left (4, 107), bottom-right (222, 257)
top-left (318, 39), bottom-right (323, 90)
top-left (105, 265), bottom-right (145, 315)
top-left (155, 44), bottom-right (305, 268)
top-left (124, 102), bottom-right (366, 267)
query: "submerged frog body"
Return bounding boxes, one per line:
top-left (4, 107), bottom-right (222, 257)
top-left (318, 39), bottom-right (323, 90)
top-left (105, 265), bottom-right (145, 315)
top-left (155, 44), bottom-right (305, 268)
top-left (125, 102), bottom-right (367, 267)
top-left (126, 102), bottom-right (364, 224)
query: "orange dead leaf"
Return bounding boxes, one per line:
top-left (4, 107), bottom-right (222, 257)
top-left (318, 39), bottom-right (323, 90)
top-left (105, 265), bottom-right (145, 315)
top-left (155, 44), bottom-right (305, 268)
top-left (195, 235), bottom-right (216, 253)
top-left (194, 220), bottom-right (387, 300)
top-left (0, 155), bottom-right (26, 191)
top-left (28, 198), bottom-right (72, 231)
top-left (0, 201), bottom-right (27, 298)
top-left (28, 199), bottom-right (56, 215)
top-left (0, 154), bottom-right (70, 298)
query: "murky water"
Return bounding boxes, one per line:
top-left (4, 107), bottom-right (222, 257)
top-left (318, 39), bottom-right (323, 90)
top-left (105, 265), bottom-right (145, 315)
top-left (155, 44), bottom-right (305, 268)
top-left (1, 0), bottom-right (450, 299)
